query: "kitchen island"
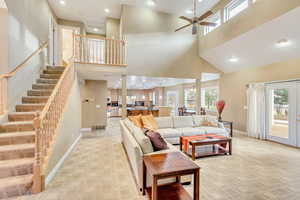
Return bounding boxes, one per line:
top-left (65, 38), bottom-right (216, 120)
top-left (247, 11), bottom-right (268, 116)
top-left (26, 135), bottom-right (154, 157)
top-left (127, 107), bottom-right (159, 117)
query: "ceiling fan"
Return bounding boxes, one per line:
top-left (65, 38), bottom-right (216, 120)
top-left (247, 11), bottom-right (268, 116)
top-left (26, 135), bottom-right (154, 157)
top-left (175, 0), bottom-right (217, 35)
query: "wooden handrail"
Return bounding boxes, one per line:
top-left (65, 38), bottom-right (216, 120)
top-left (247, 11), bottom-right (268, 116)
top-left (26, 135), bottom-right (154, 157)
top-left (0, 42), bottom-right (49, 79)
top-left (39, 60), bottom-right (71, 120)
top-left (0, 42), bottom-right (49, 115)
top-left (32, 58), bottom-right (75, 193)
top-left (74, 34), bottom-right (125, 43)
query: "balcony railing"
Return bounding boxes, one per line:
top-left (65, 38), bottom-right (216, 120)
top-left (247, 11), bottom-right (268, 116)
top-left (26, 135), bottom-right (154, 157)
top-left (74, 34), bottom-right (127, 66)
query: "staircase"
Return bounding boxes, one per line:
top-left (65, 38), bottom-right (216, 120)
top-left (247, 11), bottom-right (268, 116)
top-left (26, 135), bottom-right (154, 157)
top-left (0, 66), bottom-right (64, 199)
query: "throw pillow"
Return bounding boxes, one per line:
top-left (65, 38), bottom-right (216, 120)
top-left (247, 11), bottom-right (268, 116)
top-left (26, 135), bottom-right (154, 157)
top-left (141, 115), bottom-right (158, 131)
top-left (144, 129), bottom-right (168, 151)
top-left (128, 115), bottom-right (143, 128)
top-left (132, 126), bottom-right (154, 154)
top-left (201, 118), bottom-right (218, 127)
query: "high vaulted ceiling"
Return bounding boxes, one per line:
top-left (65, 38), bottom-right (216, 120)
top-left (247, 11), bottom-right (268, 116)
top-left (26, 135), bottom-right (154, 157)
top-left (200, 6), bottom-right (300, 73)
top-left (48, 0), bottom-right (220, 34)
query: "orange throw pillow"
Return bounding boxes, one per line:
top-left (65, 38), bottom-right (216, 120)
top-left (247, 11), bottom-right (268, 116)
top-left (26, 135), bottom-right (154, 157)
top-left (141, 115), bottom-right (158, 131)
top-left (128, 115), bottom-right (143, 128)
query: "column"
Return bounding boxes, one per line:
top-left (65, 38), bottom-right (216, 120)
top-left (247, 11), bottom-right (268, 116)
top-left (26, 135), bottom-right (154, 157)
top-left (121, 74), bottom-right (127, 119)
top-left (196, 78), bottom-right (202, 115)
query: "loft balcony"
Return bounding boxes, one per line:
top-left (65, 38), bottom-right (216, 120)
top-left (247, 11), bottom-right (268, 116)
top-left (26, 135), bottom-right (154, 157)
top-left (73, 34), bottom-right (127, 67)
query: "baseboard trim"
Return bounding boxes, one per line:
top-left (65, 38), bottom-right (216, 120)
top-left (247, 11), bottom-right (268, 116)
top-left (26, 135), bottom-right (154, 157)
top-left (233, 129), bottom-right (247, 135)
top-left (45, 133), bottom-right (82, 185)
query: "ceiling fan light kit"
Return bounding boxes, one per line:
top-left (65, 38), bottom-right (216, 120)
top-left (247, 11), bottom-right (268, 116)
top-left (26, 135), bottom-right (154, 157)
top-left (175, 0), bottom-right (217, 35)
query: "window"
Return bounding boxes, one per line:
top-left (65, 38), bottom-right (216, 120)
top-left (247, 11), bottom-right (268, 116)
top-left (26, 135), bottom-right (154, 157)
top-left (204, 12), bottom-right (221, 35)
top-left (201, 87), bottom-right (219, 111)
top-left (184, 88), bottom-right (196, 111)
top-left (167, 91), bottom-right (179, 115)
top-left (224, 0), bottom-right (249, 22)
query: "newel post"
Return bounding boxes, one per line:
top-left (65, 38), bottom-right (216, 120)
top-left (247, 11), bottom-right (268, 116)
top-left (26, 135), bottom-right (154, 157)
top-left (32, 112), bottom-right (45, 193)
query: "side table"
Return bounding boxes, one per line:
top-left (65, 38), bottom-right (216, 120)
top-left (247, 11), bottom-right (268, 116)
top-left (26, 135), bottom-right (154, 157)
top-left (143, 152), bottom-right (200, 200)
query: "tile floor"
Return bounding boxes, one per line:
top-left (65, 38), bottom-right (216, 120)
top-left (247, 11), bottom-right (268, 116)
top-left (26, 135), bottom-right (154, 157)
top-left (14, 118), bottom-right (300, 200)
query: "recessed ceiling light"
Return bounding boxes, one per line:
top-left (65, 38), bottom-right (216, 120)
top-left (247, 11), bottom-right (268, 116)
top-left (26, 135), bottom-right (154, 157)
top-left (59, 0), bottom-right (66, 5)
top-left (147, 0), bottom-right (156, 6)
top-left (93, 28), bottom-right (99, 32)
top-left (105, 8), bottom-right (110, 13)
top-left (229, 57), bottom-right (239, 62)
top-left (186, 9), bottom-right (193, 14)
top-left (276, 39), bottom-right (292, 47)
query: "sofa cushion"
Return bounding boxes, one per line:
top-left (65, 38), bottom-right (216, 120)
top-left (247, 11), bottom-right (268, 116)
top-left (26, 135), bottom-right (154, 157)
top-left (192, 115), bottom-right (206, 127)
top-left (155, 117), bottom-right (173, 129)
top-left (123, 118), bottom-right (135, 133)
top-left (198, 115), bottom-right (219, 127)
top-left (173, 116), bottom-right (194, 128)
top-left (146, 142), bottom-right (178, 155)
top-left (205, 127), bottom-right (228, 136)
top-left (202, 119), bottom-right (218, 127)
top-left (177, 127), bottom-right (206, 137)
top-left (131, 126), bottom-right (154, 154)
top-left (157, 128), bottom-right (182, 138)
top-left (128, 115), bottom-right (143, 128)
top-left (144, 129), bottom-right (168, 151)
top-left (164, 137), bottom-right (181, 145)
top-left (141, 115), bottom-right (158, 130)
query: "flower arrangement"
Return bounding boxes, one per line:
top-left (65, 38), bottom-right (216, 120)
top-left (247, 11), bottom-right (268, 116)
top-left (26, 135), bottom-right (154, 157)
top-left (216, 100), bottom-right (226, 122)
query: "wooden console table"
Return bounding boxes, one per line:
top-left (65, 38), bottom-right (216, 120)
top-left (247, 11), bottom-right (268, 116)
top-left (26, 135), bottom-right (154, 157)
top-left (143, 152), bottom-right (200, 200)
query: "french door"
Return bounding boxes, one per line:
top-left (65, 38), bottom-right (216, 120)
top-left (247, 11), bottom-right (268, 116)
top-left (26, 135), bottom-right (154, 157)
top-left (266, 82), bottom-right (297, 146)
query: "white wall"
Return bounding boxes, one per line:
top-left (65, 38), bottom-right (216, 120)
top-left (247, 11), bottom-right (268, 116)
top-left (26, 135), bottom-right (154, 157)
top-left (121, 5), bottom-right (220, 79)
top-left (5, 0), bottom-right (53, 69)
top-left (46, 77), bottom-right (82, 175)
top-left (0, 7), bottom-right (8, 75)
top-left (4, 0), bottom-right (54, 111)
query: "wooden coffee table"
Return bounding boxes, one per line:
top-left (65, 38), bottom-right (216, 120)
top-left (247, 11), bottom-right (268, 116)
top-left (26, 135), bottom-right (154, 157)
top-left (143, 152), bottom-right (200, 200)
top-left (180, 134), bottom-right (232, 160)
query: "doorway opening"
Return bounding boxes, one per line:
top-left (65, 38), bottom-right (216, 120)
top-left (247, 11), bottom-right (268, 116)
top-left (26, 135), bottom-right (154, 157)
top-left (61, 26), bottom-right (80, 64)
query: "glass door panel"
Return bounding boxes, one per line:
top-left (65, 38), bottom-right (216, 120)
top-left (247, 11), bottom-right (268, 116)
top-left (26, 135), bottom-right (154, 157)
top-left (269, 88), bottom-right (289, 138)
top-left (266, 83), bottom-right (296, 146)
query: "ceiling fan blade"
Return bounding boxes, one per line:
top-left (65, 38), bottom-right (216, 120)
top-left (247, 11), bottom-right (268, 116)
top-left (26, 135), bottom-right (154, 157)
top-left (175, 23), bottom-right (192, 32)
top-left (192, 24), bottom-right (197, 35)
top-left (179, 16), bottom-right (193, 23)
top-left (197, 10), bottom-right (213, 22)
top-left (199, 21), bottom-right (217, 27)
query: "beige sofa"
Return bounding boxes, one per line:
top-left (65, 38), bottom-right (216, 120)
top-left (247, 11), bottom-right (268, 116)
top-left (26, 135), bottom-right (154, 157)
top-left (120, 115), bottom-right (229, 191)
top-left (156, 115), bottom-right (228, 144)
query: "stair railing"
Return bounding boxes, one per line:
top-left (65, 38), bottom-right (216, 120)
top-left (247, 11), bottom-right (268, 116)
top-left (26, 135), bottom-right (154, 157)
top-left (32, 59), bottom-right (75, 193)
top-left (73, 34), bottom-right (127, 66)
top-left (0, 42), bottom-right (49, 115)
